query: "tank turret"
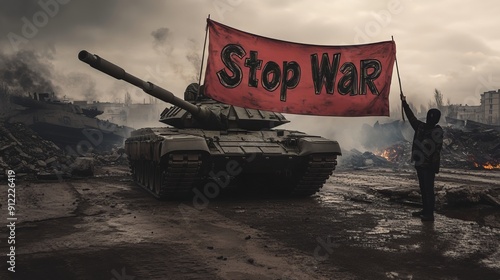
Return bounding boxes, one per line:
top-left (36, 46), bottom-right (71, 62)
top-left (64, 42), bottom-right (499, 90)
top-left (78, 50), bottom-right (289, 130)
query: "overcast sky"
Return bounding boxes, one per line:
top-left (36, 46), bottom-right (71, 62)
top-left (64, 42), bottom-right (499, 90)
top-left (1, 0), bottom-right (500, 145)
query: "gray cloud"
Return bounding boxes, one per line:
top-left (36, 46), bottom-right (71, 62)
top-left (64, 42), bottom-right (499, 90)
top-left (1, 0), bottom-right (499, 138)
top-left (151, 27), bottom-right (170, 45)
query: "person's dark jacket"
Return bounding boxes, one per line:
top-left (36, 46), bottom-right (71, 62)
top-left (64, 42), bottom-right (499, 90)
top-left (402, 100), bottom-right (444, 173)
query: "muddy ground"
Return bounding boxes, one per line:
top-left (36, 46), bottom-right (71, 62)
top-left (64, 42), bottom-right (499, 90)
top-left (1, 165), bottom-right (499, 280)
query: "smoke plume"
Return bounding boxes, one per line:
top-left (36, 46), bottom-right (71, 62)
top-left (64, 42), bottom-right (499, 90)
top-left (151, 27), bottom-right (170, 46)
top-left (0, 50), bottom-right (59, 94)
top-left (57, 72), bottom-right (100, 102)
top-left (150, 27), bottom-right (201, 85)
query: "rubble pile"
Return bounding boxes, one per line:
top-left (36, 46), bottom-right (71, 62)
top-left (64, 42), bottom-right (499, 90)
top-left (338, 148), bottom-right (397, 169)
top-left (348, 120), bottom-right (500, 170)
top-left (441, 128), bottom-right (500, 169)
top-left (93, 148), bottom-right (129, 167)
top-left (360, 120), bottom-right (412, 150)
top-left (0, 121), bottom-right (128, 179)
top-left (372, 127), bottom-right (500, 170)
top-left (0, 121), bottom-right (76, 178)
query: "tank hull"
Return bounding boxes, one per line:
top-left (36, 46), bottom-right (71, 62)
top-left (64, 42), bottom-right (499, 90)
top-left (9, 94), bottom-right (134, 151)
top-left (9, 109), bottom-right (133, 150)
top-left (125, 127), bottom-right (341, 199)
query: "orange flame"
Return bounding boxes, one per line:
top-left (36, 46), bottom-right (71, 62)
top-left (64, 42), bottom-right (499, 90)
top-left (380, 150), bottom-right (391, 161)
top-left (473, 161), bottom-right (500, 170)
top-left (376, 148), bottom-right (400, 162)
top-left (482, 162), bottom-right (500, 170)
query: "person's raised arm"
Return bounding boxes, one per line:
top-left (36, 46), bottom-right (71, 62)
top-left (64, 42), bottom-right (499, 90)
top-left (401, 93), bottom-right (420, 130)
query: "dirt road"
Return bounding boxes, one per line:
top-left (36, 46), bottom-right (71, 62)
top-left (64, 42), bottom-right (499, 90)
top-left (1, 166), bottom-right (499, 279)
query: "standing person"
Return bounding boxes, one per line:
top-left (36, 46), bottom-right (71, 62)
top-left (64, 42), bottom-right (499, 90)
top-left (401, 93), bottom-right (443, 222)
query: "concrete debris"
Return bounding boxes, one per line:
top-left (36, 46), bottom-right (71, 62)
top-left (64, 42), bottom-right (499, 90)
top-left (440, 186), bottom-right (500, 208)
top-left (442, 127), bottom-right (500, 169)
top-left (0, 120), bottom-right (126, 179)
top-left (441, 186), bottom-right (484, 206)
top-left (0, 121), bottom-right (73, 178)
top-left (71, 157), bottom-right (95, 177)
top-left (347, 120), bottom-right (500, 171)
top-left (348, 194), bottom-right (374, 204)
top-left (0, 125), bottom-right (22, 146)
top-left (339, 148), bottom-right (400, 170)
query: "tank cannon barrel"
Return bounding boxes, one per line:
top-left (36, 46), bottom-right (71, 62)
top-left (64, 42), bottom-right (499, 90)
top-left (78, 50), bottom-right (216, 125)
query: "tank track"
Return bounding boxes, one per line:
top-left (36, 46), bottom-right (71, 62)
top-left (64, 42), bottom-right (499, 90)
top-left (130, 153), bottom-right (336, 198)
top-left (131, 153), bottom-right (203, 199)
top-left (289, 154), bottom-right (338, 196)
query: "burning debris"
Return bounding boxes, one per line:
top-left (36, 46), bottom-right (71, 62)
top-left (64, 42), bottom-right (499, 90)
top-left (443, 127), bottom-right (500, 170)
top-left (375, 142), bottom-right (408, 163)
top-left (345, 120), bottom-right (500, 171)
top-left (475, 162), bottom-right (500, 170)
top-left (338, 148), bottom-right (396, 170)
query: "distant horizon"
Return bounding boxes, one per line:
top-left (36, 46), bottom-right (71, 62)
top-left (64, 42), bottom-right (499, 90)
top-left (2, 83), bottom-right (497, 110)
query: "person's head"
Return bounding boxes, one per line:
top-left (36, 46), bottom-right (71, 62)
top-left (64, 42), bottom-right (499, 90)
top-left (426, 108), bottom-right (441, 125)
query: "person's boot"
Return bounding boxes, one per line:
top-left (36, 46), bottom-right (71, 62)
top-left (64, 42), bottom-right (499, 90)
top-left (420, 215), bottom-right (434, 222)
top-left (412, 210), bottom-right (423, 217)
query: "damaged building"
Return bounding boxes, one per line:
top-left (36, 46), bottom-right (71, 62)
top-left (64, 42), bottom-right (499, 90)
top-left (73, 100), bottom-right (164, 129)
top-left (455, 89), bottom-right (500, 125)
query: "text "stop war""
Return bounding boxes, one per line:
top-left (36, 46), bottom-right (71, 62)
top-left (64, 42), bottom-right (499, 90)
top-left (216, 44), bottom-right (383, 102)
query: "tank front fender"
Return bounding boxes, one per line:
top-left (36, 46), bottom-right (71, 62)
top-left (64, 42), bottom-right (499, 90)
top-left (159, 136), bottom-right (209, 159)
top-left (298, 137), bottom-right (342, 156)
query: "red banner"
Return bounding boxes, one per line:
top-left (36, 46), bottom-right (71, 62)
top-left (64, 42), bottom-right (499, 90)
top-left (204, 19), bottom-right (396, 116)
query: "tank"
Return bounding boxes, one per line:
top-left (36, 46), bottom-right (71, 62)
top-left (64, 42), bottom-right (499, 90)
top-left (9, 92), bottom-right (134, 151)
top-left (79, 50), bottom-right (342, 199)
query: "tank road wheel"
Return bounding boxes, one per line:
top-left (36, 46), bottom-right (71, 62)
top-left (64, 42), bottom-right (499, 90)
top-left (153, 163), bottom-right (163, 197)
top-left (142, 161), bottom-right (148, 187)
top-left (129, 160), bottom-right (137, 182)
top-left (136, 160), bottom-right (141, 184)
top-left (146, 161), bottom-right (154, 192)
top-left (132, 160), bottom-right (138, 183)
top-left (142, 160), bottom-right (148, 187)
top-left (132, 153), bottom-right (203, 200)
top-left (130, 158), bottom-right (164, 198)
top-left (128, 160), bottom-right (135, 180)
top-left (136, 160), bottom-right (142, 184)
top-left (141, 160), bottom-right (147, 186)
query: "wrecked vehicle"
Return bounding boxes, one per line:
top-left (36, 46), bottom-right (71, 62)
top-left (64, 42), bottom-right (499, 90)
top-left (9, 92), bottom-right (134, 151)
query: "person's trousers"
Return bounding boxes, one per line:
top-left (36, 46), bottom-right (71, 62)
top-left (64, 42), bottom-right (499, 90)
top-left (416, 167), bottom-right (436, 217)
